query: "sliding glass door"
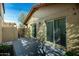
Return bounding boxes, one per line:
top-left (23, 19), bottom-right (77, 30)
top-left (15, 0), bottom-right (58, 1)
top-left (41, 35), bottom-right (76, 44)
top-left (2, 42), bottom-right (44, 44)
top-left (54, 19), bottom-right (61, 44)
top-left (58, 18), bottom-right (66, 47)
top-left (46, 17), bottom-right (66, 47)
top-left (46, 21), bottom-right (53, 42)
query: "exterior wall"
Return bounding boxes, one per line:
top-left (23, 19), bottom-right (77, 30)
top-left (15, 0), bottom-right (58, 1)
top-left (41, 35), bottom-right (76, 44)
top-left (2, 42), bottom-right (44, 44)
top-left (0, 16), bottom-right (2, 43)
top-left (67, 10), bottom-right (79, 51)
top-left (2, 23), bottom-right (18, 42)
top-left (26, 17), bottom-right (39, 38)
top-left (25, 4), bottom-right (79, 51)
top-left (0, 3), bottom-right (4, 20)
top-left (0, 3), bottom-right (4, 43)
top-left (24, 26), bottom-right (30, 38)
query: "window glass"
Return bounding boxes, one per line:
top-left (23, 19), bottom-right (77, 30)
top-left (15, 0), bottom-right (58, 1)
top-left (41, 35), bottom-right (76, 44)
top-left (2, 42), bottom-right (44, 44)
top-left (32, 24), bottom-right (36, 37)
top-left (54, 19), bottom-right (61, 45)
top-left (46, 17), bottom-right (66, 47)
top-left (46, 21), bottom-right (53, 42)
top-left (59, 18), bottom-right (66, 47)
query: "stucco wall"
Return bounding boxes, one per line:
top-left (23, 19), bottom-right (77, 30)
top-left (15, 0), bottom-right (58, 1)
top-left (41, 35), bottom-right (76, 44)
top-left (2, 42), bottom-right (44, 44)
top-left (25, 4), bottom-right (79, 51)
top-left (2, 26), bottom-right (18, 42)
top-left (66, 11), bottom-right (79, 51)
top-left (0, 3), bottom-right (4, 43)
top-left (0, 17), bottom-right (2, 43)
top-left (26, 17), bottom-right (39, 38)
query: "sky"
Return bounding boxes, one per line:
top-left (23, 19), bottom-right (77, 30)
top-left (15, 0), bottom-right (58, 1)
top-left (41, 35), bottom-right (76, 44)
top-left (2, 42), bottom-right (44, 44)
top-left (4, 3), bottom-right (34, 26)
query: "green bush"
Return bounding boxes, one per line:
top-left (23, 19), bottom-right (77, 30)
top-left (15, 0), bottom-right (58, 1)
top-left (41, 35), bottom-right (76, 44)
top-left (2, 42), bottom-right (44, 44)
top-left (65, 51), bottom-right (79, 56)
top-left (0, 45), bottom-right (15, 56)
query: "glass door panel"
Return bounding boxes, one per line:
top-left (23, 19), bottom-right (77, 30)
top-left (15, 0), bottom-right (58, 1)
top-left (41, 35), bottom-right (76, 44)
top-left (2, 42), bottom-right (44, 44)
top-left (46, 21), bottom-right (53, 42)
top-left (46, 17), bottom-right (66, 47)
top-left (54, 18), bottom-right (66, 47)
top-left (59, 18), bottom-right (66, 47)
top-left (54, 19), bottom-right (61, 45)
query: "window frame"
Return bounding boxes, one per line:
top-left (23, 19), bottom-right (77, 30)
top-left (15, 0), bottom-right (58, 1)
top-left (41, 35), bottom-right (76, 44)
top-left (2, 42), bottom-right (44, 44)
top-left (45, 16), bottom-right (67, 47)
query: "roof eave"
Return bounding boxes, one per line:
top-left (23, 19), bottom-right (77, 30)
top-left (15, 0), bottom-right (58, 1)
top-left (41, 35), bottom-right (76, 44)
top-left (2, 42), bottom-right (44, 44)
top-left (24, 3), bottom-right (53, 25)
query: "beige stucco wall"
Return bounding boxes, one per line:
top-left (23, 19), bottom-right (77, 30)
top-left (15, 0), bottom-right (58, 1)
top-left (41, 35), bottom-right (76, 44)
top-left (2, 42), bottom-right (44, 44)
top-left (25, 4), bottom-right (79, 51)
top-left (2, 27), bottom-right (18, 42)
top-left (2, 23), bottom-right (18, 42)
top-left (0, 4), bottom-right (4, 20)
top-left (26, 17), bottom-right (39, 38)
top-left (24, 26), bottom-right (31, 38)
top-left (0, 3), bottom-right (4, 43)
top-left (0, 16), bottom-right (2, 43)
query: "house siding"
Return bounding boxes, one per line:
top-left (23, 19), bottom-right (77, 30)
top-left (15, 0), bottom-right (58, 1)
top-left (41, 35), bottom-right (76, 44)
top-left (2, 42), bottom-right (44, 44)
top-left (2, 23), bottom-right (18, 42)
top-left (0, 3), bottom-right (4, 43)
top-left (25, 4), bottom-right (79, 51)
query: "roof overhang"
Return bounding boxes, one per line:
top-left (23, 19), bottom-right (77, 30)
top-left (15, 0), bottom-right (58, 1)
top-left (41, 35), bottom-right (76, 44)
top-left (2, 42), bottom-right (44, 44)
top-left (24, 3), bottom-right (52, 25)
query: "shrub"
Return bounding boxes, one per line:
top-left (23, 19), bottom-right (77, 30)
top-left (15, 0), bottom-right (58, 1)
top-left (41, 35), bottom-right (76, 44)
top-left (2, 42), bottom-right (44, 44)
top-left (0, 45), bottom-right (15, 56)
top-left (65, 51), bottom-right (79, 56)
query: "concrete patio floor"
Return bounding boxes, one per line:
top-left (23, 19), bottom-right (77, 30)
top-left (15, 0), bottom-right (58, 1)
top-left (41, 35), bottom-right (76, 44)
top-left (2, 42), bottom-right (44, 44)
top-left (10, 37), bottom-right (65, 56)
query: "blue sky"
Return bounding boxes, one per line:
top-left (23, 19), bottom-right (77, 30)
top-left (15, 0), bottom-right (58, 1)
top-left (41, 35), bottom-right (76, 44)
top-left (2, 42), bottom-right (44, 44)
top-left (4, 3), bottom-right (34, 26)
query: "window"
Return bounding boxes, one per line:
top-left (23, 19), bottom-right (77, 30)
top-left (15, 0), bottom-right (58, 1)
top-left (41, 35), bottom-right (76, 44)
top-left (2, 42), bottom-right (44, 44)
top-left (54, 19), bottom-right (61, 44)
top-left (32, 24), bottom-right (37, 37)
top-left (46, 17), bottom-right (66, 47)
top-left (46, 21), bottom-right (53, 42)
